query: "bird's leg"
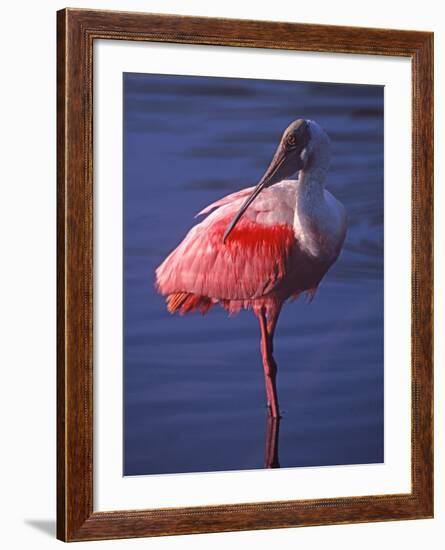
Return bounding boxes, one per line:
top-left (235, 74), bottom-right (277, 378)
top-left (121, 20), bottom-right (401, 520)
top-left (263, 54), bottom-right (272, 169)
top-left (258, 308), bottom-right (280, 418)
top-left (266, 304), bottom-right (282, 355)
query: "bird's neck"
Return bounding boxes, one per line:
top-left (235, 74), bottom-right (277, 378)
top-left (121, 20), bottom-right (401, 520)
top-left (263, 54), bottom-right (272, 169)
top-left (296, 160), bottom-right (328, 204)
top-left (299, 169), bottom-right (325, 194)
top-left (298, 138), bottom-right (330, 193)
top-left (293, 158), bottom-right (335, 260)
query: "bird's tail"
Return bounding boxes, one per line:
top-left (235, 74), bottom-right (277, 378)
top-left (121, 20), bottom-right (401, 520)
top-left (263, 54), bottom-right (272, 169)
top-left (166, 292), bottom-right (213, 315)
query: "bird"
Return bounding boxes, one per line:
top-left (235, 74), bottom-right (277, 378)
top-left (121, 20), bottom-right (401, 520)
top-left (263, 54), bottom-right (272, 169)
top-left (155, 119), bottom-right (347, 418)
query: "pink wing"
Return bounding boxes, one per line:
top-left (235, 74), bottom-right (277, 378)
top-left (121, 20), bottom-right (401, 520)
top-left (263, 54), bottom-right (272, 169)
top-left (155, 203), bottom-right (295, 308)
top-left (195, 187), bottom-right (255, 217)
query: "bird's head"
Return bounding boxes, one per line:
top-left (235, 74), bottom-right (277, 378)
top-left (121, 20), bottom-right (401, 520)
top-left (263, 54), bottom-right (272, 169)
top-left (223, 119), bottom-right (329, 243)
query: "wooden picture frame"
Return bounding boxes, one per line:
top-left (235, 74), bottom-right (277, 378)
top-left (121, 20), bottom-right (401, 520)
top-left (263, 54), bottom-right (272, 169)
top-left (57, 8), bottom-right (433, 542)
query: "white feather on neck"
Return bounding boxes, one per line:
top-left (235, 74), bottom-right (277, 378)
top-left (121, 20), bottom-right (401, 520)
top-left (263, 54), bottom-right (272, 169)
top-left (292, 122), bottom-right (346, 261)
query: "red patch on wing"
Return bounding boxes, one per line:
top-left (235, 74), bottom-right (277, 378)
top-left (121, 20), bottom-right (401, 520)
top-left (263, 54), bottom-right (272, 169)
top-left (213, 216), bottom-right (295, 252)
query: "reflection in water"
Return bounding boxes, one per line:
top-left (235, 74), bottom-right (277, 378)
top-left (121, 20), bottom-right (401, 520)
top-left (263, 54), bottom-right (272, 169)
top-left (264, 415), bottom-right (281, 469)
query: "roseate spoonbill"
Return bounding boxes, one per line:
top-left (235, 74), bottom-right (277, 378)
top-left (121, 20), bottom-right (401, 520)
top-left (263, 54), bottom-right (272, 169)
top-left (155, 119), bottom-right (347, 418)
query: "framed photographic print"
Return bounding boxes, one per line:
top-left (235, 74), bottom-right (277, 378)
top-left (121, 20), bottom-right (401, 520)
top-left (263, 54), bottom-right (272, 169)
top-left (57, 8), bottom-right (433, 542)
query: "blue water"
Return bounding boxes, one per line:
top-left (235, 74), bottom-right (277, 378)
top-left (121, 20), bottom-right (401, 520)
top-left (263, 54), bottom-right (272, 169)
top-left (123, 73), bottom-right (384, 476)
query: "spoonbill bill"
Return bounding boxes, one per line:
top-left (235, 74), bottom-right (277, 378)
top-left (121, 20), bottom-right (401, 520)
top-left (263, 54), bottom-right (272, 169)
top-left (155, 119), bottom-right (347, 418)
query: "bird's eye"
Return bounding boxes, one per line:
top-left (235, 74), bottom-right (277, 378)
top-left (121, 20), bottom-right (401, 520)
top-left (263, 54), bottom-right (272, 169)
top-left (287, 135), bottom-right (297, 146)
